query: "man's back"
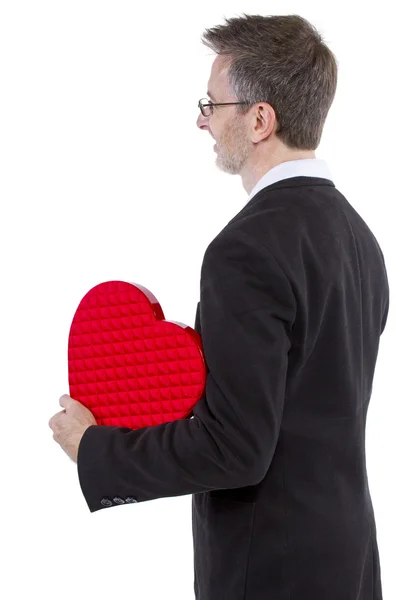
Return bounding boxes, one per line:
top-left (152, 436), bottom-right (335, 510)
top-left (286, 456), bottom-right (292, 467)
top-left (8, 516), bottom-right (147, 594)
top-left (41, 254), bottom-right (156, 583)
top-left (192, 176), bottom-right (389, 600)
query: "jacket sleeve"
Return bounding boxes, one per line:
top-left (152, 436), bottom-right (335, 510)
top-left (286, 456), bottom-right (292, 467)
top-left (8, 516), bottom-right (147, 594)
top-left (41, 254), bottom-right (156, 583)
top-left (76, 227), bottom-right (296, 512)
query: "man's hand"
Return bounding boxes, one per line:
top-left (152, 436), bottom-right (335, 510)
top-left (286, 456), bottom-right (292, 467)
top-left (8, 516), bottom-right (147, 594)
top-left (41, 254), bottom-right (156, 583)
top-left (48, 394), bottom-right (97, 463)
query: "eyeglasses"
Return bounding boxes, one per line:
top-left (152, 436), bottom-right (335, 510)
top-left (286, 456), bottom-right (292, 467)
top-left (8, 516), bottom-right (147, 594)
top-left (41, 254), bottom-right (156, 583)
top-left (198, 97), bottom-right (249, 117)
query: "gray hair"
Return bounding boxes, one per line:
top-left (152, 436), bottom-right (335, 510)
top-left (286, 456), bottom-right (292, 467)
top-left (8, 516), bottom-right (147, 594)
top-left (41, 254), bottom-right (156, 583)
top-left (201, 13), bottom-right (338, 150)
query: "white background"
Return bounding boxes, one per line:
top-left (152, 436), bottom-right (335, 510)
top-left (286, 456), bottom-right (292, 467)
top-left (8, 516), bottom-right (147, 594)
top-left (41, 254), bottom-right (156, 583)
top-left (0, 1), bottom-right (398, 598)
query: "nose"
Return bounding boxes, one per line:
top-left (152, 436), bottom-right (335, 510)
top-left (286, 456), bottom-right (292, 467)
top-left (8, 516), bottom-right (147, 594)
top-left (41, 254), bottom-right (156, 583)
top-left (196, 111), bottom-right (210, 130)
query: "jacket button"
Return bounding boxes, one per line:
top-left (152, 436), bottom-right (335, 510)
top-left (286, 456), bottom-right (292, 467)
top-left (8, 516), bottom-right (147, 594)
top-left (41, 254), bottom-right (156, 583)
top-left (113, 497), bottom-right (125, 505)
top-left (100, 497), bottom-right (113, 507)
top-left (125, 496), bottom-right (138, 503)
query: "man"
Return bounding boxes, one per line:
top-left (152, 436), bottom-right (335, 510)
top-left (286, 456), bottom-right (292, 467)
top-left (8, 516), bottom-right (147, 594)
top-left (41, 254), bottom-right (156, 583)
top-left (49, 14), bottom-right (389, 600)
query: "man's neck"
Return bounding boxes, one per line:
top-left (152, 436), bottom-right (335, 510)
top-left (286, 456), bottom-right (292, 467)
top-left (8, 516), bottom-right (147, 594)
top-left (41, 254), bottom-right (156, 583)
top-left (242, 150), bottom-right (317, 195)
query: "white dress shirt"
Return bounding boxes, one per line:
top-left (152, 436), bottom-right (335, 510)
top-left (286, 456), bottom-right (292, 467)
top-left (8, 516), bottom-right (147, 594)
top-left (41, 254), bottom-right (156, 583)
top-left (247, 158), bottom-right (334, 202)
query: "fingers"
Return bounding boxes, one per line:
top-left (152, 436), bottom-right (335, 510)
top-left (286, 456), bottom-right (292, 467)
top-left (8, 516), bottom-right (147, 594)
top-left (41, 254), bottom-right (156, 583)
top-left (48, 409), bottom-right (66, 428)
top-left (59, 394), bottom-right (72, 409)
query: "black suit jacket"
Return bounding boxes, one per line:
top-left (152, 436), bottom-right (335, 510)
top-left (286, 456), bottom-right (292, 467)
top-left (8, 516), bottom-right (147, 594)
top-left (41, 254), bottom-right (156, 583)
top-left (77, 176), bottom-right (389, 600)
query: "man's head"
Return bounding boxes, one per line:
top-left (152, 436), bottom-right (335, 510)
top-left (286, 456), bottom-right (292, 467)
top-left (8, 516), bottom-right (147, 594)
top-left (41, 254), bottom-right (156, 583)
top-left (196, 14), bottom-right (338, 193)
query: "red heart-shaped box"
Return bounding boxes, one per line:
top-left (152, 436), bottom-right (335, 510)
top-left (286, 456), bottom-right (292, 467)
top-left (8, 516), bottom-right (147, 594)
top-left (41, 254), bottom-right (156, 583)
top-left (68, 281), bottom-right (206, 429)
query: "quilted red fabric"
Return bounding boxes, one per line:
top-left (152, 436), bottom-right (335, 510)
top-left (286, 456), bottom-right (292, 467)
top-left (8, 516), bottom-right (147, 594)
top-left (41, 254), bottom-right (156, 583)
top-left (68, 281), bottom-right (206, 429)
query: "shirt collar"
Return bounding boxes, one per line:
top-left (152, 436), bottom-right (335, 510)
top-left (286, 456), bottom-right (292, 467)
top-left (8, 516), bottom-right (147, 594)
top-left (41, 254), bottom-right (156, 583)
top-left (247, 158), bottom-right (334, 202)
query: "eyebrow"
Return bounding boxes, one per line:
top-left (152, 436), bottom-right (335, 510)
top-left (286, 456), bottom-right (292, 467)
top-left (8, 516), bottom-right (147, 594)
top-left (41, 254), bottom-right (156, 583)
top-left (207, 90), bottom-right (216, 101)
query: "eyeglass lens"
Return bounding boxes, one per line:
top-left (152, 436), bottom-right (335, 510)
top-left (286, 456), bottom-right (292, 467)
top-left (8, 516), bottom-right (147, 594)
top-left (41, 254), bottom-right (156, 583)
top-left (200, 99), bottom-right (212, 117)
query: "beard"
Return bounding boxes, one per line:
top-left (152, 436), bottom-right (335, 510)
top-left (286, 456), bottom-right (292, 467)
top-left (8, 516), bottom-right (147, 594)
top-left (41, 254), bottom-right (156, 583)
top-left (214, 116), bottom-right (252, 175)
